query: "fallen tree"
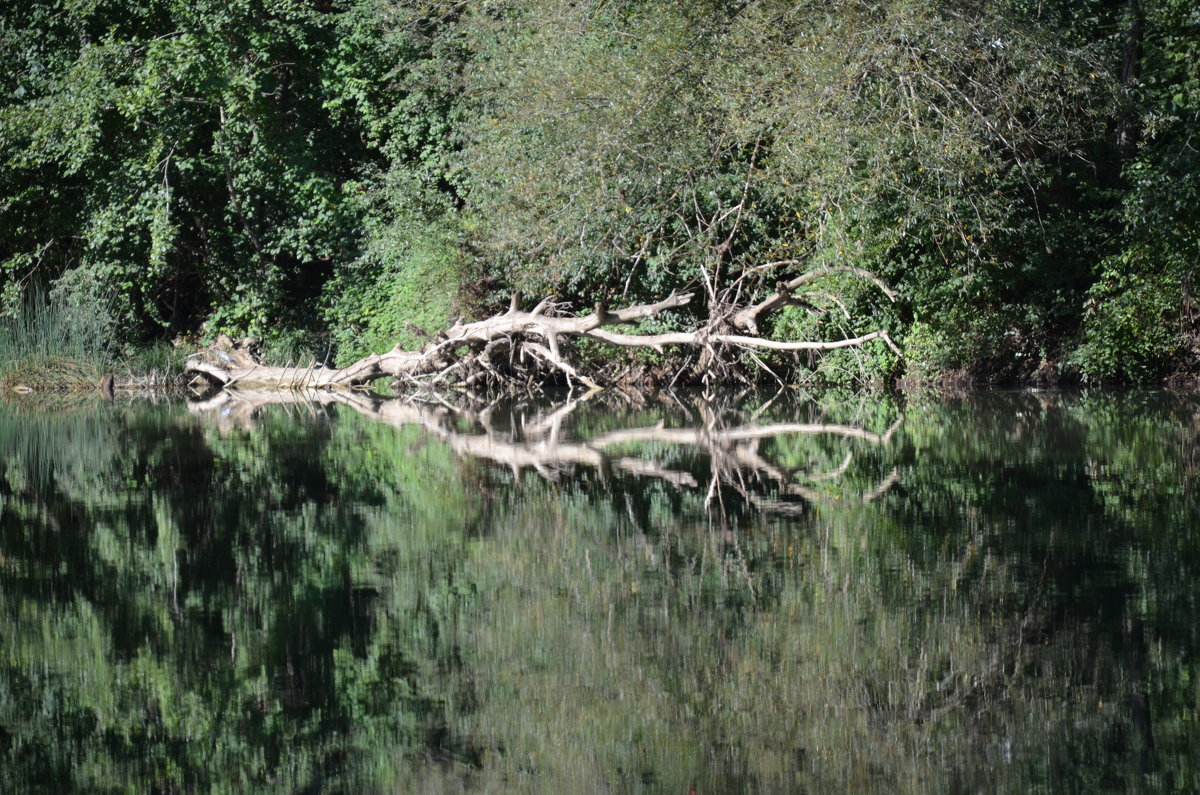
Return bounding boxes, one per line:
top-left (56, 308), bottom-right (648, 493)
top-left (186, 267), bottom-right (900, 392)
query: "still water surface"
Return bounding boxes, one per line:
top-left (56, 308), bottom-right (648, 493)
top-left (1, 389), bottom-right (1197, 792)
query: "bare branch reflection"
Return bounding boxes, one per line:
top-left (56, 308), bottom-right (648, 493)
top-left (189, 390), bottom-right (902, 513)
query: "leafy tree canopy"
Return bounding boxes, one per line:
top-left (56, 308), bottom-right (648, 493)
top-left (1, 0), bottom-right (1196, 382)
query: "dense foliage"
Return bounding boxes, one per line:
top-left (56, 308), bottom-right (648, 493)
top-left (1, 0), bottom-right (1196, 382)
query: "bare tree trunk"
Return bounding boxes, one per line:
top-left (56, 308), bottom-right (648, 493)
top-left (1117, 0), bottom-right (1144, 151)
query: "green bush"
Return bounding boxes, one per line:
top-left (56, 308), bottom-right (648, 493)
top-left (323, 229), bottom-right (463, 366)
top-left (1072, 253), bottom-right (1184, 383)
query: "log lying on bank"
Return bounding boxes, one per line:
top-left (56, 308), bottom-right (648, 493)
top-left (188, 388), bottom-right (902, 513)
top-left (186, 269), bottom-right (899, 391)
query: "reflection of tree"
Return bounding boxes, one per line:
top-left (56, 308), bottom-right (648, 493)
top-left (190, 390), bottom-right (902, 516)
top-left (886, 391), bottom-right (1200, 787)
top-left (0, 403), bottom-right (483, 791)
top-left (5, 392), bottom-right (1199, 792)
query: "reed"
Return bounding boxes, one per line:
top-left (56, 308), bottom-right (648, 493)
top-left (0, 289), bottom-right (111, 392)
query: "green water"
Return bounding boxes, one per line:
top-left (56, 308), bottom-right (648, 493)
top-left (1, 389), bottom-right (1197, 793)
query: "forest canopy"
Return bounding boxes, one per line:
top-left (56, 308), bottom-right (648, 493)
top-left (1, 0), bottom-right (1196, 384)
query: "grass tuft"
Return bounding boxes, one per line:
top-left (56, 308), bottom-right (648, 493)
top-left (1, 288), bottom-right (112, 392)
top-left (0, 355), bottom-right (104, 393)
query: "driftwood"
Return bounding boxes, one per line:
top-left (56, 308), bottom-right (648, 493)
top-left (186, 268), bottom-right (899, 392)
top-left (188, 389), bottom-right (902, 515)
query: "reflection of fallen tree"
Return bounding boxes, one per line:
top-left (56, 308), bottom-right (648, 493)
top-left (189, 390), bottom-right (901, 512)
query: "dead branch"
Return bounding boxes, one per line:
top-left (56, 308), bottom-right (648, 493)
top-left (731, 265), bottom-right (898, 335)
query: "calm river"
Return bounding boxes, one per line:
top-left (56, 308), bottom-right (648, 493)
top-left (1, 389), bottom-right (1197, 792)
